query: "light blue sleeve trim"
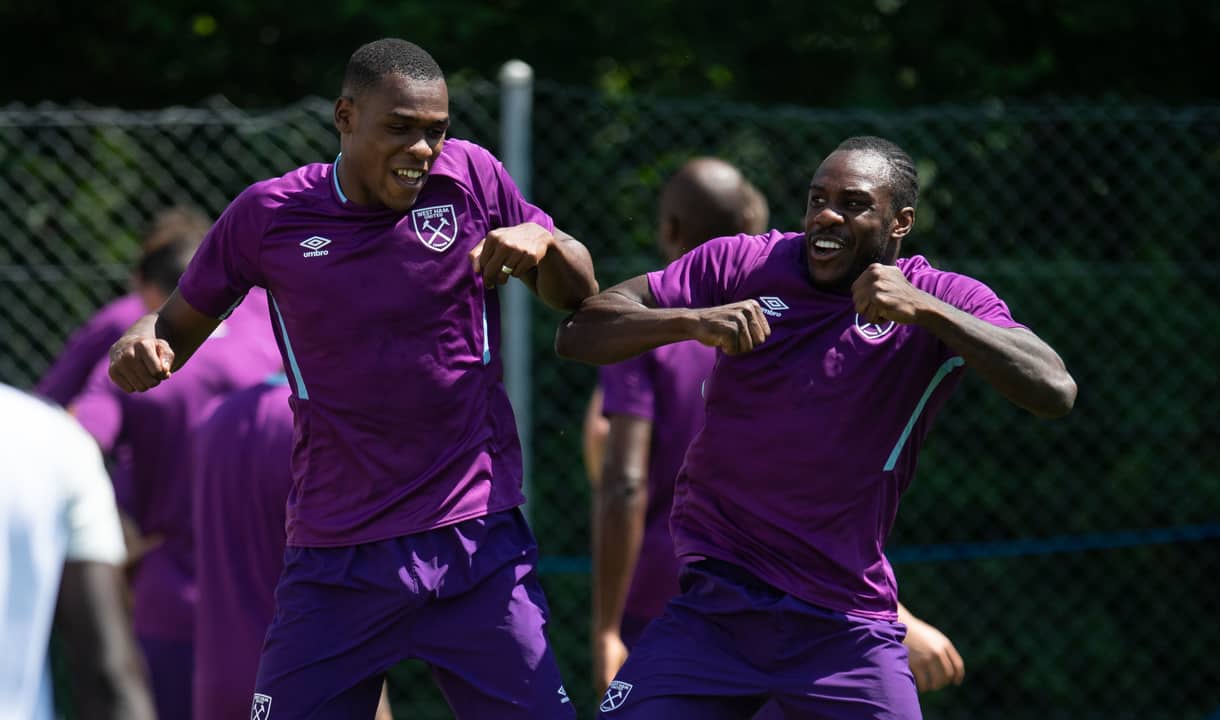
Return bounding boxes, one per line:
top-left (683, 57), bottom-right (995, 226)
top-left (883, 356), bottom-right (965, 471)
top-left (481, 294), bottom-right (491, 365)
top-left (332, 153), bottom-right (349, 204)
top-left (269, 293), bottom-right (309, 399)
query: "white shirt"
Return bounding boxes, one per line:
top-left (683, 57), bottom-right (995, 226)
top-left (0, 384), bottom-right (126, 720)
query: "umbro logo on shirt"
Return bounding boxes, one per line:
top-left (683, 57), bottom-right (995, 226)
top-left (300, 236), bottom-right (331, 258)
top-left (758, 295), bottom-right (788, 317)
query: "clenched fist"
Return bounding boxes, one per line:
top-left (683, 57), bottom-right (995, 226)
top-left (470, 222), bottom-right (553, 287)
top-left (851, 263), bottom-right (928, 325)
top-left (692, 300), bottom-right (771, 355)
top-left (108, 336), bottom-right (174, 393)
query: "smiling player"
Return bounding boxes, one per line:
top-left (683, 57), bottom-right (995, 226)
top-left (106, 38), bottom-right (596, 719)
top-left (557, 136), bottom-right (1076, 719)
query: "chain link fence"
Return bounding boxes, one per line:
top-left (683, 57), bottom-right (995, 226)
top-left (2, 80), bottom-right (1217, 719)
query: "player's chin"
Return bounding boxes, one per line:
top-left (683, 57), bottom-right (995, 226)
top-left (808, 265), bottom-right (851, 293)
top-left (382, 187), bottom-right (422, 213)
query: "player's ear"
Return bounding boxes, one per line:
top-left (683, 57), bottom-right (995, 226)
top-left (334, 95), bottom-right (356, 135)
top-left (891, 206), bottom-right (915, 240)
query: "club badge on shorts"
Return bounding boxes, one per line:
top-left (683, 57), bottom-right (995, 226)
top-left (250, 693), bottom-right (272, 719)
top-left (600, 680), bottom-right (634, 712)
top-left (412, 204), bottom-right (458, 252)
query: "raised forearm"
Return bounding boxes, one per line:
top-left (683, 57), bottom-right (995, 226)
top-left (533, 230), bottom-right (599, 311)
top-left (916, 299), bottom-right (1077, 418)
top-left (115, 314), bottom-right (202, 373)
top-left (109, 291), bottom-right (223, 393)
top-left (556, 292), bottom-right (700, 364)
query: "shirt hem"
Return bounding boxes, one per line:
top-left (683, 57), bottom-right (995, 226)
top-left (677, 547), bottom-right (899, 622)
top-left (284, 497), bottom-right (526, 548)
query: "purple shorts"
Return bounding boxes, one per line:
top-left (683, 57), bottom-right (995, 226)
top-left (620, 612), bottom-right (653, 651)
top-left (252, 508), bottom-right (574, 719)
top-left (139, 635), bottom-right (194, 720)
top-left (598, 560), bottom-right (920, 720)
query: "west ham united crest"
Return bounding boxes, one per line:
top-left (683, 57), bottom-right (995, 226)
top-left (250, 693), bottom-right (272, 719)
top-left (600, 680), bottom-right (634, 712)
top-left (854, 312), bottom-right (897, 341)
top-left (412, 204), bottom-right (458, 252)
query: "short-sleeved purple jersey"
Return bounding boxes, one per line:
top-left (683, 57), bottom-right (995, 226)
top-left (599, 341), bottom-right (715, 621)
top-left (37, 293), bottom-right (145, 406)
top-left (647, 231), bottom-right (1025, 619)
top-left (71, 291), bottom-right (280, 640)
top-left (176, 139), bottom-right (553, 548)
top-left (192, 375), bottom-right (292, 719)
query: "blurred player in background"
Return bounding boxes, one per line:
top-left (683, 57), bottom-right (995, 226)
top-left (37, 207), bottom-right (212, 407)
top-left (583, 157), bottom-right (965, 704)
top-left (38, 206), bottom-right (212, 512)
top-left (193, 372), bottom-right (394, 719)
top-left (72, 233), bottom-right (282, 719)
top-left (107, 38), bottom-right (596, 718)
top-left (0, 383), bottom-right (155, 720)
top-left (558, 136), bottom-right (1076, 718)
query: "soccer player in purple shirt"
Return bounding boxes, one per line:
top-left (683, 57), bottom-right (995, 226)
top-left (557, 136), bottom-right (1077, 719)
top-left (584, 157), bottom-right (966, 708)
top-left (106, 38), bottom-right (596, 718)
top-left (73, 236), bottom-right (282, 720)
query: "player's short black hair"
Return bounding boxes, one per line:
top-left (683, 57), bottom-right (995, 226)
top-left (835, 136), bottom-right (919, 214)
top-left (342, 38), bottom-right (444, 97)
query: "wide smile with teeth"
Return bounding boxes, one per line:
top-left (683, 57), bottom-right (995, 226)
top-left (394, 168), bottom-right (425, 181)
top-left (812, 237), bottom-right (846, 253)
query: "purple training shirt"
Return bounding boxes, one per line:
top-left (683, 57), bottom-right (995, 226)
top-left (600, 341), bottom-right (715, 623)
top-left (37, 292), bottom-right (146, 405)
top-left (192, 375), bottom-right (293, 720)
top-left (176, 138), bottom-right (551, 547)
top-left (647, 231), bottom-right (1025, 620)
top-left (72, 291), bottom-right (281, 640)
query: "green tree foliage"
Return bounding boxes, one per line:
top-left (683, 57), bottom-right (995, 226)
top-left (5, 0), bottom-right (1218, 106)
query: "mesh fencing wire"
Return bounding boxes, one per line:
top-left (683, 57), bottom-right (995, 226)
top-left (2, 82), bottom-right (1217, 719)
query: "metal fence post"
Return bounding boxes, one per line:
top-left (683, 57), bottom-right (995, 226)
top-left (499, 60), bottom-right (535, 521)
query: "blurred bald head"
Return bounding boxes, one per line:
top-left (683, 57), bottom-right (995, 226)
top-left (658, 157), bottom-right (769, 262)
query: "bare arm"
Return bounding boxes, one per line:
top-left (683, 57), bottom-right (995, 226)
top-left (897, 602), bottom-right (965, 693)
top-left (107, 289), bottom-right (221, 393)
top-left (55, 561), bottom-right (156, 720)
top-left (853, 264), bottom-right (1077, 418)
top-left (470, 224), bottom-right (598, 311)
top-left (530, 228), bottom-right (599, 310)
top-left (582, 388), bottom-right (609, 489)
top-left (555, 276), bottom-right (771, 365)
top-left (590, 413), bottom-right (652, 693)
